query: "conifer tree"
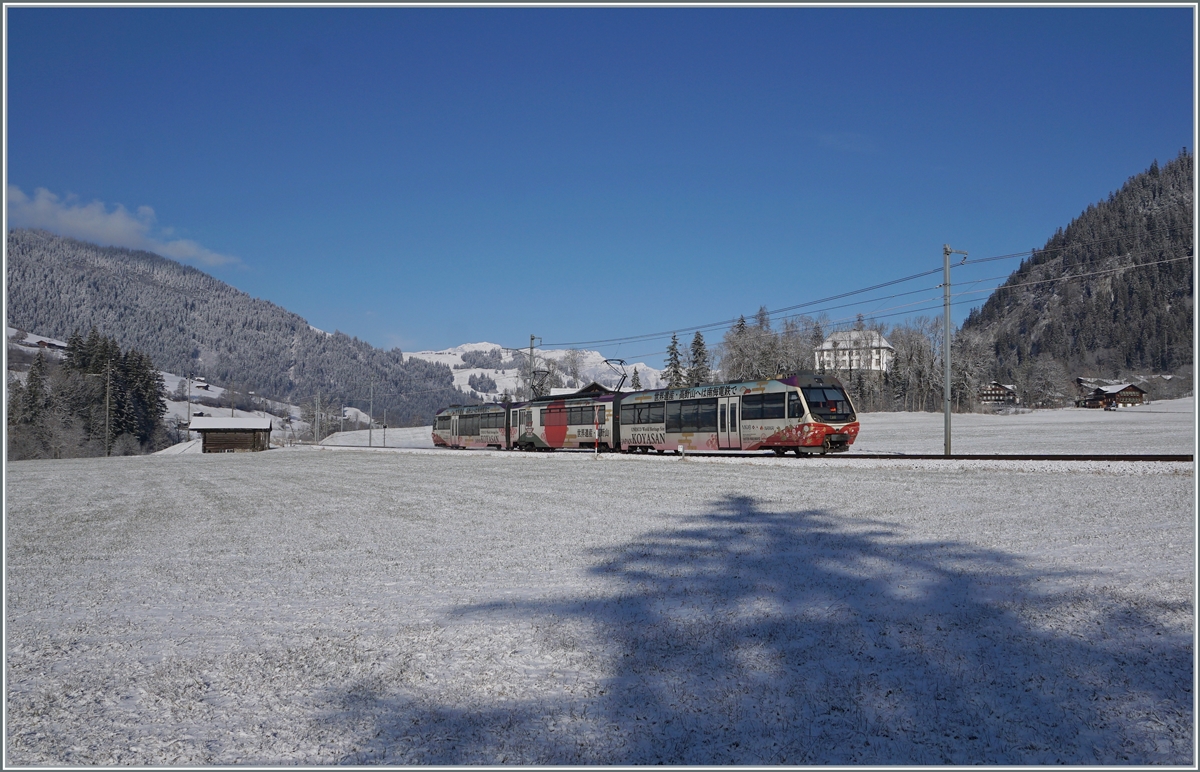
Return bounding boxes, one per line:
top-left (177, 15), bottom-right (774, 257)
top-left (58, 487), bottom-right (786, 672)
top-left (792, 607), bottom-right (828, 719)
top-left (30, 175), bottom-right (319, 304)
top-left (663, 334), bottom-right (685, 388)
top-left (630, 367), bottom-right (642, 390)
top-left (687, 332), bottom-right (710, 386)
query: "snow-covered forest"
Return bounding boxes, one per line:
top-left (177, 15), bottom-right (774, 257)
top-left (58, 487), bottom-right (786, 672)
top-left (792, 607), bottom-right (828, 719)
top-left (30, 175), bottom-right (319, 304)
top-left (5, 229), bottom-right (466, 425)
top-left (963, 150), bottom-right (1193, 378)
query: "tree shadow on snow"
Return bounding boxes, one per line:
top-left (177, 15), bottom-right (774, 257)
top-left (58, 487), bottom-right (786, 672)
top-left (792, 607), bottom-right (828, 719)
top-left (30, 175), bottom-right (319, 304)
top-left (324, 495), bottom-right (1192, 765)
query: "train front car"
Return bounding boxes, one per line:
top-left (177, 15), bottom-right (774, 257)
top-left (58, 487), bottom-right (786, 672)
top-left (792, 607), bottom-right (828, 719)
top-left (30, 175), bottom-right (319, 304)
top-left (617, 372), bottom-right (859, 455)
top-left (431, 404), bottom-right (509, 450)
top-left (752, 372), bottom-right (859, 455)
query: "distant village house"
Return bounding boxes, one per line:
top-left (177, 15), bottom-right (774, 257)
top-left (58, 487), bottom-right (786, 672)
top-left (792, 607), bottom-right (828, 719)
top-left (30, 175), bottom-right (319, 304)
top-left (978, 381), bottom-right (1019, 405)
top-left (1075, 383), bottom-right (1147, 409)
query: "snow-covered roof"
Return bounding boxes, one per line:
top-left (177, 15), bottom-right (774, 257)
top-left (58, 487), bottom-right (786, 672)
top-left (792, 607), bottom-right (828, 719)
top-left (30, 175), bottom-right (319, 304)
top-left (1097, 383), bottom-right (1144, 395)
top-left (188, 417), bottom-right (273, 431)
top-left (816, 330), bottom-right (894, 351)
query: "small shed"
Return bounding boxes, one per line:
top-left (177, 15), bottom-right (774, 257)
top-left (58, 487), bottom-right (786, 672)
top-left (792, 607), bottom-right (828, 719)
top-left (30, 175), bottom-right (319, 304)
top-left (188, 416), bottom-right (273, 452)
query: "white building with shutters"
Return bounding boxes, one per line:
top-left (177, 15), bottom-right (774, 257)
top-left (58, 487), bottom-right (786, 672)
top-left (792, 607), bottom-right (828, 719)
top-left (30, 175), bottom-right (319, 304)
top-left (814, 330), bottom-right (895, 373)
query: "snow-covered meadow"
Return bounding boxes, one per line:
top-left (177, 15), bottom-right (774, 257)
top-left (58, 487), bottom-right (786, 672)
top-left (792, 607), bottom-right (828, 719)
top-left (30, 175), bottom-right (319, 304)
top-left (5, 405), bottom-right (1194, 765)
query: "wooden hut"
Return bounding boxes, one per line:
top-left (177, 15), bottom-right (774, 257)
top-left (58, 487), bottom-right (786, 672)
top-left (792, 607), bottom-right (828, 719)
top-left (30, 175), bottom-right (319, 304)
top-left (188, 416), bottom-right (273, 452)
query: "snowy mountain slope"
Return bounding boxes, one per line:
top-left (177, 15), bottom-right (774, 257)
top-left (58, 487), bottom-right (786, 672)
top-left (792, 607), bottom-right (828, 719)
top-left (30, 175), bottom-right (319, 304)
top-left (404, 342), bottom-right (665, 401)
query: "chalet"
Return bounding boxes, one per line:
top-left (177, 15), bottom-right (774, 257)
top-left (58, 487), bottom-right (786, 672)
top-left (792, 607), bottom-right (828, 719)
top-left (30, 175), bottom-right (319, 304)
top-left (815, 330), bottom-right (895, 373)
top-left (1075, 383), bottom-right (1147, 409)
top-left (978, 381), bottom-right (1019, 405)
top-left (187, 416), bottom-right (273, 452)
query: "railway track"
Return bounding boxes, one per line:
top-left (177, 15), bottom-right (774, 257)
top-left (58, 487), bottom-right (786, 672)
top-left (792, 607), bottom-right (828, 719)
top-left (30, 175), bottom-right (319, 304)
top-left (334, 444), bottom-right (1193, 463)
top-left (686, 451), bottom-right (1194, 462)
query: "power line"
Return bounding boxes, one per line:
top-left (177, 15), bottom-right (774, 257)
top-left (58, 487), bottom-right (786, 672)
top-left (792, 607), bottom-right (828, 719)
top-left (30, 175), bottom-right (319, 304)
top-left (582, 249), bottom-right (1192, 362)
top-left (535, 225), bottom-right (1190, 353)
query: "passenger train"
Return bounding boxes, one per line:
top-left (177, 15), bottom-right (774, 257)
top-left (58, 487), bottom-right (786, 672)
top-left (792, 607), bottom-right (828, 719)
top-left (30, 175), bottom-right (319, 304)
top-left (432, 371), bottom-right (859, 455)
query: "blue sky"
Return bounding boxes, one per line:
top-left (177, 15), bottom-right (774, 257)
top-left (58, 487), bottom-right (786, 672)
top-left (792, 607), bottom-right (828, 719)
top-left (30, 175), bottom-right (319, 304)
top-left (5, 6), bottom-right (1194, 365)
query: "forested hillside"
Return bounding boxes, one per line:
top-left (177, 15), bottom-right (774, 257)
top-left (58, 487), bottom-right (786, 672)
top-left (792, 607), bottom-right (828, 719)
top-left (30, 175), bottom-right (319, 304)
top-left (6, 229), bottom-right (470, 424)
top-left (962, 150), bottom-right (1193, 381)
top-left (7, 329), bottom-right (168, 459)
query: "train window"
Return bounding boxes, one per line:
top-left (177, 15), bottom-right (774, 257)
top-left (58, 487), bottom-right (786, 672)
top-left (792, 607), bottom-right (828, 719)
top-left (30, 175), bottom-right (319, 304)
top-left (719, 404), bottom-right (726, 432)
top-left (679, 400), bottom-right (698, 432)
top-left (597, 406), bottom-right (606, 424)
top-left (541, 407), bottom-right (568, 427)
top-left (624, 402), bottom-right (662, 425)
top-left (729, 402), bottom-right (738, 431)
top-left (802, 387), bottom-right (854, 420)
top-left (763, 393), bottom-right (785, 420)
top-left (460, 416), bottom-right (480, 435)
top-left (674, 398), bottom-right (718, 433)
top-left (666, 400), bottom-right (682, 432)
top-left (741, 393), bottom-right (763, 420)
top-left (788, 391), bottom-right (803, 418)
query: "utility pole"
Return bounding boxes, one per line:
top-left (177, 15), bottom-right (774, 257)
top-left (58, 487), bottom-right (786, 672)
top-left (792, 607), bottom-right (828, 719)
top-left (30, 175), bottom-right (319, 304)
top-left (528, 335), bottom-right (541, 400)
top-left (184, 373), bottom-right (192, 441)
top-left (369, 383), bottom-right (374, 448)
top-left (315, 388), bottom-right (321, 444)
top-left (104, 363), bottom-right (111, 457)
top-left (942, 244), bottom-right (968, 458)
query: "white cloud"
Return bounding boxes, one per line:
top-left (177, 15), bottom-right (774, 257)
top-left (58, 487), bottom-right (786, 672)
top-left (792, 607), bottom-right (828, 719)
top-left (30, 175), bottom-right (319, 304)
top-left (6, 185), bottom-right (240, 268)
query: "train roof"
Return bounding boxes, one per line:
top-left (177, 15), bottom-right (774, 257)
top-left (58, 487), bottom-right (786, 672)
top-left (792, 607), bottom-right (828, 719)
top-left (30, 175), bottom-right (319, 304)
top-left (529, 381), bottom-right (617, 403)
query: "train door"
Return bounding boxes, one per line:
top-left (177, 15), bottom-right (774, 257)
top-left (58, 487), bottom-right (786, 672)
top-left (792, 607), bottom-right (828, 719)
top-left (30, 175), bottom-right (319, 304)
top-left (508, 410), bottom-right (523, 446)
top-left (718, 396), bottom-right (741, 449)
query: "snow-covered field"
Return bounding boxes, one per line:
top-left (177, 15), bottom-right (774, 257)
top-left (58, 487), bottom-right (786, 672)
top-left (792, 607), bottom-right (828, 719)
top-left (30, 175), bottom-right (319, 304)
top-left (854, 397), bottom-right (1195, 455)
top-left (5, 406), bottom-right (1194, 765)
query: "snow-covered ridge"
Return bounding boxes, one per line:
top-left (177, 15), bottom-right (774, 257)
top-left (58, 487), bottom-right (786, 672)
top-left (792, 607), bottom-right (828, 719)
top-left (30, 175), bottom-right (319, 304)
top-left (404, 342), bottom-right (665, 402)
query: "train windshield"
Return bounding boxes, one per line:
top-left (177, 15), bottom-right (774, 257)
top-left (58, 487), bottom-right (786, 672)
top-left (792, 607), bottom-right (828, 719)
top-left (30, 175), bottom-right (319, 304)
top-left (801, 387), bottom-right (855, 422)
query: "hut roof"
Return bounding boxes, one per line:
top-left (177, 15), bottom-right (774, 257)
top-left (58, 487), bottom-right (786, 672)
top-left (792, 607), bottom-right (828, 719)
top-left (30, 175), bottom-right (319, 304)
top-left (188, 417), bottom-right (273, 431)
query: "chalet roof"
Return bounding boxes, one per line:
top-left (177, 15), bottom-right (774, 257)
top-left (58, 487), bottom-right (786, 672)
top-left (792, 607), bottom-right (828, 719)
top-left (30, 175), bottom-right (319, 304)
top-left (1096, 383), bottom-right (1145, 395)
top-left (188, 417), bottom-right (273, 431)
top-left (817, 330), bottom-right (894, 352)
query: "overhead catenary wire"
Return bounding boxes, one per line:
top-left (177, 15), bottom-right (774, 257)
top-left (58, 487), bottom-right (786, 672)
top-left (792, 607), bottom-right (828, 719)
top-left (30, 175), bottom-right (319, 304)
top-left (538, 246), bottom-right (1192, 365)
top-left (535, 225), bottom-right (1191, 354)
